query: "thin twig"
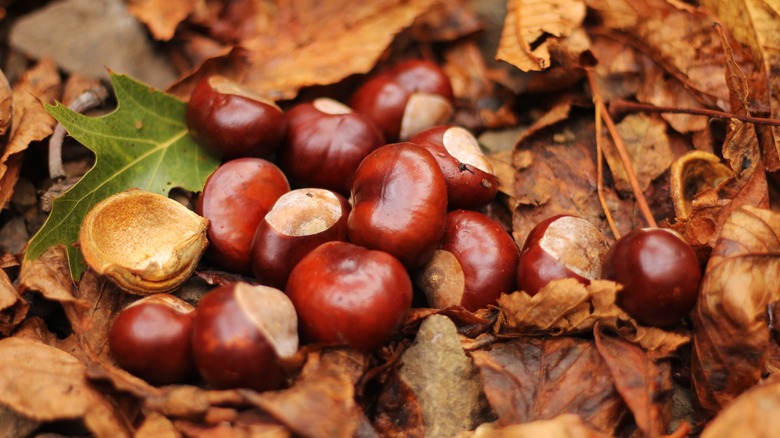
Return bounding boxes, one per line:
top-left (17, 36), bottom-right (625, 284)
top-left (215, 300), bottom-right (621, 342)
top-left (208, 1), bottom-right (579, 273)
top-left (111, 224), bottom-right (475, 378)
top-left (593, 96), bottom-right (620, 239)
top-left (586, 70), bottom-right (658, 229)
top-left (609, 99), bottom-right (780, 127)
top-left (48, 84), bottom-right (109, 181)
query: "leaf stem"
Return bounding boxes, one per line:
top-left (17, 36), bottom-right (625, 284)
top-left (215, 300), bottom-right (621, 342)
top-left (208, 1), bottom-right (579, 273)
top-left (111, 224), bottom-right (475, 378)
top-left (609, 99), bottom-right (780, 127)
top-left (593, 93), bottom-right (620, 239)
top-left (586, 70), bottom-right (658, 229)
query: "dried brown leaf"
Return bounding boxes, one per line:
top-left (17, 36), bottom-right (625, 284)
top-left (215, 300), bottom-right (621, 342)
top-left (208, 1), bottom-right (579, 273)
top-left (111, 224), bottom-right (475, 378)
top-left (701, 0), bottom-right (780, 170)
top-left (0, 405), bottom-right (40, 438)
top-left (589, 36), bottom-right (642, 102)
top-left (128, 0), bottom-right (198, 41)
top-left (135, 412), bottom-right (180, 438)
top-left (373, 372), bottom-right (425, 437)
top-left (700, 376), bottom-right (780, 438)
top-left (471, 337), bottom-right (626, 434)
top-left (0, 69), bottom-right (11, 136)
top-left (691, 206), bottom-right (780, 413)
top-left (0, 266), bottom-right (27, 336)
top-left (602, 113), bottom-right (674, 194)
top-left (409, 0), bottom-right (482, 42)
top-left (461, 414), bottom-right (612, 438)
top-left (594, 327), bottom-right (674, 437)
top-left (0, 337), bottom-right (130, 436)
top-left (0, 58), bottom-right (60, 208)
top-left (496, 0), bottom-right (587, 71)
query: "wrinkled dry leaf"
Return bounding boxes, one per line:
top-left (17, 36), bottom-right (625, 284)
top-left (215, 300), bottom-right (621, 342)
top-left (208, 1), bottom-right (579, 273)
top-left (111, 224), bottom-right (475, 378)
top-left (18, 245), bottom-right (81, 305)
top-left (0, 69), bottom-right (11, 136)
top-left (594, 327), bottom-right (674, 437)
top-left (462, 414), bottom-right (612, 438)
top-left (391, 315), bottom-right (489, 436)
top-left (602, 113), bottom-right (674, 194)
top-left (700, 376), bottom-right (780, 438)
top-left (692, 206), bottom-right (780, 413)
top-left (471, 337), bottom-right (626, 434)
top-left (128, 0), bottom-right (198, 41)
top-left (0, 266), bottom-right (27, 336)
top-left (589, 36), bottom-right (642, 101)
top-left (410, 0), bottom-right (482, 42)
top-left (513, 106), bottom-right (634, 245)
top-left (701, 0), bottom-right (780, 171)
top-left (242, 349), bottom-right (370, 438)
top-left (374, 372), bottom-right (425, 437)
top-left (496, 0), bottom-right (587, 71)
top-left (0, 337), bottom-right (130, 436)
top-left (0, 58), bottom-right (60, 209)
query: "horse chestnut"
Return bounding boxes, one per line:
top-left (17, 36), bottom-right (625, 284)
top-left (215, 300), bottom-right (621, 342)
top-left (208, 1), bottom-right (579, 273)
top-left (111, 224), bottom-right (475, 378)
top-left (604, 228), bottom-right (701, 327)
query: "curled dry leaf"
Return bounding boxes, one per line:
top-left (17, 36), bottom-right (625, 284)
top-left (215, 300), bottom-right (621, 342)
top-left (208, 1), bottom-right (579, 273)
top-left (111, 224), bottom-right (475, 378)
top-left (0, 337), bottom-right (130, 436)
top-left (460, 414), bottom-right (612, 438)
top-left (700, 376), bottom-right (780, 438)
top-left (691, 206), bottom-right (780, 413)
top-left (0, 267), bottom-right (27, 336)
top-left (128, 0), bottom-right (198, 41)
top-left (670, 151), bottom-right (733, 221)
top-left (594, 326), bottom-right (674, 437)
top-left (0, 69), bottom-right (11, 136)
top-left (496, 0), bottom-right (587, 71)
top-left (471, 337), bottom-right (626, 434)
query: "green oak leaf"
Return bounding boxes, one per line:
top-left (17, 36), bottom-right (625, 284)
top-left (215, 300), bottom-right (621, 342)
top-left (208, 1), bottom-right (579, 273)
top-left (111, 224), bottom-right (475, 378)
top-left (24, 73), bottom-right (220, 279)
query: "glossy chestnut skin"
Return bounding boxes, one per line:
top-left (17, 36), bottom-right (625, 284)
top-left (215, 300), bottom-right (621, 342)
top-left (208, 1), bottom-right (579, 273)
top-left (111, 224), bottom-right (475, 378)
top-left (192, 282), bottom-right (298, 391)
top-left (416, 210), bottom-right (519, 311)
top-left (186, 75), bottom-right (287, 159)
top-left (108, 294), bottom-right (196, 384)
top-left (197, 158), bottom-right (290, 273)
top-left (250, 188), bottom-right (350, 289)
top-left (285, 241), bottom-right (412, 351)
top-left (517, 215), bottom-right (610, 296)
top-left (351, 59), bottom-right (454, 142)
top-left (278, 98), bottom-right (385, 195)
top-left (348, 142), bottom-right (448, 269)
top-left (604, 228), bottom-right (701, 327)
top-left (411, 126), bottom-right (498, 210)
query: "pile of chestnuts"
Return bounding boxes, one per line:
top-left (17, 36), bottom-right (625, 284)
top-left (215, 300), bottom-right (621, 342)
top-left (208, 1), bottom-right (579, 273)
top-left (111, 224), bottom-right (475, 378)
top-left (106, 58), bottom-right (703, 390)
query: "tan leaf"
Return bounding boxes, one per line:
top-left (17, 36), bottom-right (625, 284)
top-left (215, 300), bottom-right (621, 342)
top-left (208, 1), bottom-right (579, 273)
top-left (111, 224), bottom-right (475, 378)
top-left (0, 69), bottom-right (11, 136)
top-left (636, 58), bottom-right (709, 134)
top-left (691, 206), bottom-right (780, 413)
top-left (700, 376), bottom-right (780, 438)
top-left (701, 0), bottom-right (780, 171)
top-left (594, 327), bottom-right (674, 437)
top-left (0, 58), bottom-right (60, 208)
top-left (0, 266), bottom-right (27, 336)
top-left (471, 337), bottom-right (626, 434)
top-left (602, 113), bottom-right (674, 194)
top-left (128, 0), bottom-right (198, 41)
top-left (135, 412), bottom-right (180, 438)
top-left (0, 337), bottom-right (130, 436)
top-left (496, 0), bottom-right (587, 71)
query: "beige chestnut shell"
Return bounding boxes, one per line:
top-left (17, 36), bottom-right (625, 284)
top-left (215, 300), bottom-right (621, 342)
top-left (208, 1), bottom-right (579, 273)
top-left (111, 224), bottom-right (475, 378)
top-left (79, 189), bottom-right (209, 294)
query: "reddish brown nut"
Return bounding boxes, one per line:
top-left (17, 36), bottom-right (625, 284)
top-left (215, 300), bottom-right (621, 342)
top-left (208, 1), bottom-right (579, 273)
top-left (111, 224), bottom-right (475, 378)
top-left (348, 142), bottom-right (448, 269)
top-left (516, 215), bottom-right (610, 296)
top-left (191, 282), bottom-right (298, 391)
top-left (278, 98), bottom-right (385, 195)
top-left (604, 228), bottom-right (701, 327)
top-left (197, 158), bottom-right (290, 273)
top-left (351, 59), bottom-right (454, 142)
top-left (108, 294), bottom-right (196, 384)
top-left (186, 75), bottom-right (287, 159)
top-left (416, 210), bottom-right (519, 311)
top-left (285, 241), bottom-right (412, 351)
top-left (411, 125), bottom-right (498, 210)
top-left (250, 188), bottom-right (350, 289)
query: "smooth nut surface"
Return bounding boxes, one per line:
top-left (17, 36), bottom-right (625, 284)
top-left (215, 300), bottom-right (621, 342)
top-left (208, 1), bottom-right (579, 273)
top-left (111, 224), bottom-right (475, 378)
top-left (80, 189), bottom-right (208, 294)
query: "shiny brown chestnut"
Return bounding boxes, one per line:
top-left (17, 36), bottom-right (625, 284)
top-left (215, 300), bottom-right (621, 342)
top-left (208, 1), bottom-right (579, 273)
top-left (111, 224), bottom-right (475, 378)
top-left (186, 75), bottom-right (287, 159)
top-left (604, 228), bottom-right (701, 327)
top-left (191, 282), bottom-right (298, 391)
top-left (197, 158), bottom-right (290, 274)
top-left (516, 215), bottom-right (610, 296)
top-left (351, 59), bottom-right (454, 142)
top-left (250, 188), bottom-right (350, 289)
top-left (410, 125), bottom-right (498, 210)
top-left (285, 241), bottom-right (412, 351)
top-left (416, 210), bottom-right (519, 312)
top-left (108, 294), bottom-right (196, 384)
top-left (278, 98), bottom-right (385, 195)
top-left (348, 142), bottom-right (448, 269)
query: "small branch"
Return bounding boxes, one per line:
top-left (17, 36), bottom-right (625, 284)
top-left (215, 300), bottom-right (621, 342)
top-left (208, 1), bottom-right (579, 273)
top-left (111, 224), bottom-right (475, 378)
top-left (609, 99), bottom-right (780, 127)
top-left (48, 84), bottom-right (109, 181)
top-left (586, 70), bottom-right (658, 229)
top-left (593, 96), bottom-right (620, 239)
